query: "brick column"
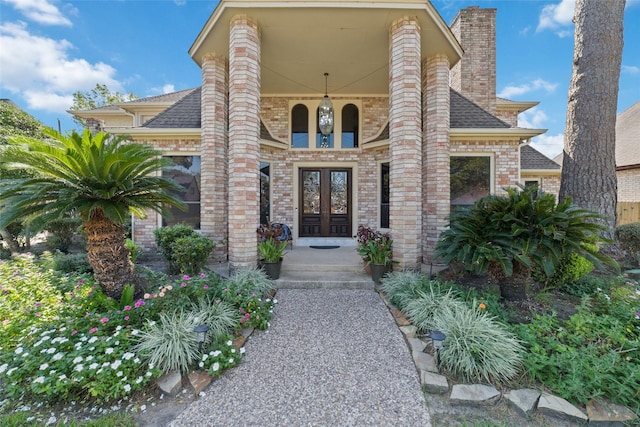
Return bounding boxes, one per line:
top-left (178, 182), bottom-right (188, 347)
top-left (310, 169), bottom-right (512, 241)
top-left (388, 17), bottom-right (422, 270)
top-left (201, 53), bottom-right (228, 262)
top-left (423, 54), bottom-right (450, 264)
top-left (228, 15), bottom-right (261, 270)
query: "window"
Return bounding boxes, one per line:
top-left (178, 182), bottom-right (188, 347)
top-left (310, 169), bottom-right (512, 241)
top-left (450, 156), bottom-right (491, 212)
top-left (342, 104), bottom-right (359, 148)
top-left (290, 101), bottom-right (360, 149)
top-left (524, 179), bottom-right (540, 188)
top-left (291, 104), bottom-right (308, 148)
top-left (163, 156), bottom-right (201, 229)
top-left (260, 162), bottom-right (270, 225)
top-left (380, 162), bottom-right (390, 228)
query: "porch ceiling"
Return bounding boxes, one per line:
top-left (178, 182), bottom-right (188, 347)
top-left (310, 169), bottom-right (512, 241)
top-left (190, 1), bottom-right (462, 96)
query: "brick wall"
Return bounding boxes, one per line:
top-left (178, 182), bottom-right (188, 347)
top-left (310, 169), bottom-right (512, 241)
top-left (618, 168), bottom-right (640, 202)
top-left (494, 110), bottom-right (518, 127)
top-left (451, 140), bottom-right (521, 195)
top-left (450, 6), bottom-right (497, 115)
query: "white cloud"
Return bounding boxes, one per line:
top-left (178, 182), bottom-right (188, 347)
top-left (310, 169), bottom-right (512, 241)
top-left (162, 84), bottom-right (176, 94)
top-left (537, 0), bottom-right (575, 34)
top-left (2, 0), bottom-right (72, 26)
top-left (530, 134), bottom-right (565, 160)
top-left (622, 65), bottom-right (640, 75)
top-left (0, 21), bottom-right (121, 113)
top-left (498, 78), bottom-right (558, 99)
top-left (518, 107), bottom-right (549, 129)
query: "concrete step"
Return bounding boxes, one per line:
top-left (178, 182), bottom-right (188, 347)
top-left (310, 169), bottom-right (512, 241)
top-left (275, 270), bottom-right (374, 289)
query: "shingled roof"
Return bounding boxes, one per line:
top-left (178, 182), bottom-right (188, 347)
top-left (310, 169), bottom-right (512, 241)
top-left (520, 145), bottom-right (560, 170)
top-left (450, 89), bottom-right (510, 129)
top-left (144, 88), bottom-right (202, 128)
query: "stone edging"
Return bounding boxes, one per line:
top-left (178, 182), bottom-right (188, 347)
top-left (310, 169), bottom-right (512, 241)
top-left (379, 292), bottom-right (638, 426)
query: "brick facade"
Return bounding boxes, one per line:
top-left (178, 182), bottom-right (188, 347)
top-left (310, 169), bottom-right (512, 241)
top-left (201, 53), bottom-right (229, 262)
top-left (227, 15), bottom-right (261, 270)
top-left (450, 6), bottom-right (497, 115)
top-left (618, 169), bottom-right (640, 202)
top-left (388, 17), bottom-right (423, 270)
top-left (423, 54), bottom-right (450, 264)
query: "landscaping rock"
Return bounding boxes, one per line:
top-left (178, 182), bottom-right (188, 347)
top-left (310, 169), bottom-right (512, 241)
top-left (406, 337), bottom-right (426, 353)
top-left (187, 371), bottom-right (212, 395)
top-left (505, 388), bottom-right (540, 417)
top-left (587, 399), bottom-right (638, 426)
top-left (421, 371), bottom-right (448, 394)
top-left (537, 393), bottom-right (588, 424)
top-left (412, 350), bottom-right (437, 373)
top-left (157, 370), bottom-right (183, 396)
top-left (232, 335), bottom-right (246, 350)
top-left (399, 325), bottom-right (417, 338)
top-left (450, 384), bottom-right (500, 406)
top-left (240, 327), bottom-right (254, 338)
top-left (394, 314), bottom-right (411, 326)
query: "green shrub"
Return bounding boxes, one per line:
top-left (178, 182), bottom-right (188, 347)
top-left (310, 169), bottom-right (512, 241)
top-left (226, 267), bottom-right (275, 298)
top-left (515, 294), bottom-right (640, 413)
top-left (435, 186), bottom-right (617, 300)
top-left (125, 238), bottom-right (143, 264)
top-left (432, 302), bottom-right (524, 384)
top-left (190, 297), bottom-right (240, 342)
top-left (48, 251), bottom-right (92, 274)
top-left (134, 310), bottom-right (202, 374)
top-left (154, 224), bottom-right (198, 274)
top-left (403, 289), bottom-right (466, 333)
top-left (616, 222), bottom-right (640, 267)
top-left (44, 217), bottom-right (82, 252)
top-left (532, 251), bottom-right (594, 290)
top-left (381, 272), bottom-right (445, 311)
top-left (171, 235), bottom-right (215, 275)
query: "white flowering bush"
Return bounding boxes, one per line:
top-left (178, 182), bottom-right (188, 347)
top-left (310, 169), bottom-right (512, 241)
top-left (0, 324), bottom-right (158, 402)
top-left (0, 253), bottom-right (276, 406)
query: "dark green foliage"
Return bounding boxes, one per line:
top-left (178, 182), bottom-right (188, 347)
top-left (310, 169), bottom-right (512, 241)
top-left (514, 288), bottom-right (640, 414)
top-left (0, 245), bottom-right (11, 259)
top-left (45, 217), bottom-right (83, 252)
top-left (171, 235), bottom-right (215, 275)
top-left (154, 224), bottom-right (199, 274)
top-left (434, 186), bottom-right (617, 298)
top-left (532, 251), bottom-right (594, 290)
top-left (48, 252), bottom-right (93, 274)
top-left (616, 222), bottom-right (640, 267)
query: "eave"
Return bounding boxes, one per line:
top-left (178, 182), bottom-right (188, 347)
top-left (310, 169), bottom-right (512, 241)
top-left (105, 127), bottom-right (201, 139)
top-left (450, 128), bottom-right (547, 141)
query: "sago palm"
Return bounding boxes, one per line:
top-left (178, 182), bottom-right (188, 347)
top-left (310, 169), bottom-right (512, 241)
top-left (0, 128), bottom-right (186, 299)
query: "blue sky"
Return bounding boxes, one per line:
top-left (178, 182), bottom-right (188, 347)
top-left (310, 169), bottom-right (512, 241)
top-left (1, 0), bottom-right (638, 159)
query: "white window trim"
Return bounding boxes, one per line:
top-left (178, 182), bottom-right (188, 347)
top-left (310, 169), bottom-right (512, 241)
top-left (158, 153), bottom-right (202, 230)
top-left (450, 152), bottom-right (495, 196)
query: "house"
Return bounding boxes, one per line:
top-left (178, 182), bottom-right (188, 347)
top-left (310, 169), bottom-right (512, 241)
top-left (70, 1), bottom-right (549, 272)
top-left (615, 101), bottom-right (640, 203)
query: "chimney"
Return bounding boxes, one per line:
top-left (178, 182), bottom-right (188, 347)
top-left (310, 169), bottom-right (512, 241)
top-left (449, 6), bottom-right (497, 115)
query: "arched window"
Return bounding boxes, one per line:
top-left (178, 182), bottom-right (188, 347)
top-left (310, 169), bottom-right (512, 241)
top-left (341, 104), bottom-right (359, 148)
top-left (291, 104), bottom-right (309, 148)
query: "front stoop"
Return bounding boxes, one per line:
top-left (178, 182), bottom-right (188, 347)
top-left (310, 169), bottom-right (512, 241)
top-left (274, 270), bottom-right (374, 289)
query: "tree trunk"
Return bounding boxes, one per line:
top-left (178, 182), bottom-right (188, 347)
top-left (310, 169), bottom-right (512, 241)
top-left (559, 0), bottom-right (625, 241)
top-left (84, 208), bottom-right (136, 300)
top-left (0, 227), bottom-right (19, 253)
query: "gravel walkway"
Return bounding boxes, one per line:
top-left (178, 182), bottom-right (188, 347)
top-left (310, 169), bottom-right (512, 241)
top-left (169, 289), bottom-right (432, 426)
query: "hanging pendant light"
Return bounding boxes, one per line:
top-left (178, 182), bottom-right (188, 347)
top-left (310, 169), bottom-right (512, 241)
top-left (318, 72), bottom-right (334, 147)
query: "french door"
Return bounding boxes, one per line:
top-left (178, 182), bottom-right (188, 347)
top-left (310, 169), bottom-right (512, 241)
top-left (299, 168), bottom-right (352, 237)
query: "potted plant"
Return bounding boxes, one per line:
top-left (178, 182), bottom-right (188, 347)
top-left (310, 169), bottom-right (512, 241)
top-left (356, 225), bottom-right (393, 284)
top-left (257, 224), bottom-right (287, 280)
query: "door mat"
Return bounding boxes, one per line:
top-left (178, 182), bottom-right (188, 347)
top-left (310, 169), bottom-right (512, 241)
top-left (309, 245), bottom-right (340, 249)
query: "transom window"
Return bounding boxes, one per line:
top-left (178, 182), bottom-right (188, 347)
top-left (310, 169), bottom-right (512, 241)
top-left (290, 100), bottom-right (360, 149)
